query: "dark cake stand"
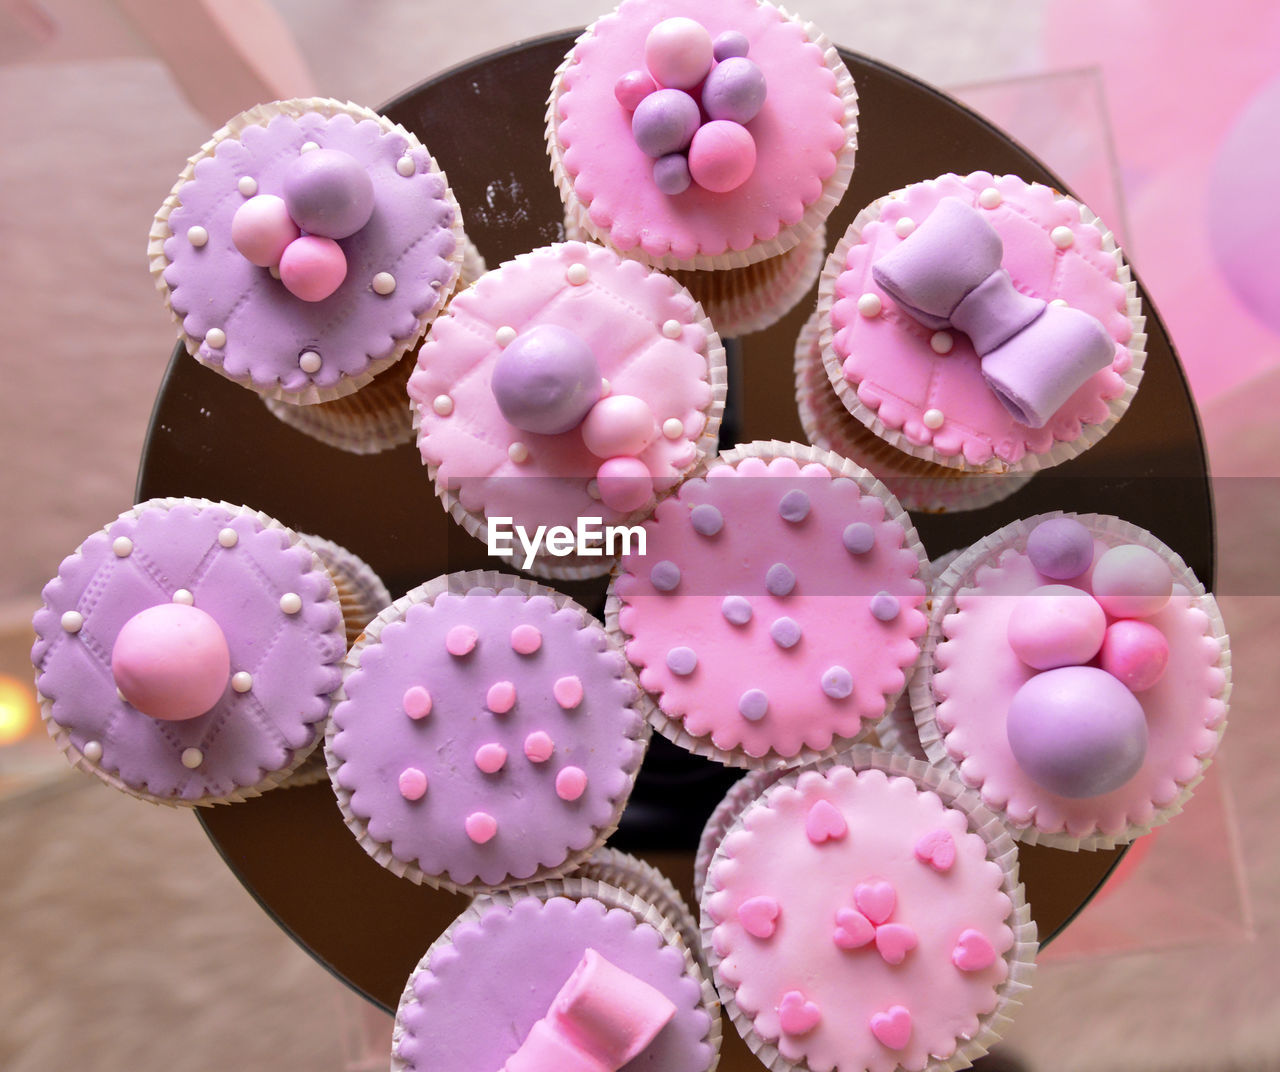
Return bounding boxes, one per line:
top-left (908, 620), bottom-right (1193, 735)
top-left (137, 32), bottom-right (1214, 1068)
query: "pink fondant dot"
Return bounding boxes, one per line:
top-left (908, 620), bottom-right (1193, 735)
top-left (486, 680), bottom-right (516, 714)
top-left (556, 766), bottom-right (588, 801)
top-left (402, 685), bottom-right (432, 719)
top-left (464, 811), bottom-right (498, 844)
top-left (553, 676), bottom-right (584, 710)
top-left (524, 731), bottom-right (555, 763)
top-left (278, 235), bottom-right (347, 302)
top-left (398, 767), bottom-right (427, 801)
top-left (510, 624), bottom-right (542, 655)
top-left (475, 743), bottom-right (508, 773)
top-left (446, 625), bottom-right (478, 656)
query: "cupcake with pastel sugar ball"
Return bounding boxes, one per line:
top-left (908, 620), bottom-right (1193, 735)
top-left (913, 512), bottom-right (1231, 849)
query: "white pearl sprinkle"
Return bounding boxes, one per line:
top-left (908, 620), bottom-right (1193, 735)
top-left (217, 527), bottom-right (238, 548)
top-left (600, 379), bottom-right (611, 397)
top-left (181, 747), bottom-right (204, 769)
top-left (112, 537), bottom-right (133, 557)
top-left (979, 187), bottom-right (1002, 209)
top-left (300, 141), bottom-right (319, 154)
top-left (61, 611), bottom-right (84, 634)
top-left (116, 687), bottom-right (126, 701)
top-left (433, 394), bottom-right (454, 416)
top-left (895, 217), bottom-right (916, 238)
top-left (280, 592), bottom-right (302, 615)
top-left (495, 326), bottom-right (518, 347)
top-left (662, 418), bottom-right (684, 439)
top-left (269, 265), bottom-right (281, 280)
top-left (173, 589), bottom-right (194, 605)
top-left (1051, 226), bottom-right (1075, 249)
top-left (396, 155), bottom-right (416, 177)
top-left (372, 272), bottom-right (397, 295)
top-left (566, 263), bottom-right (589, 285)
top-left (508, 442), bottom-right (529, 464)
top-left (662, 319), bottom-right (682, 339)
top-left (587, 480), bottom-right (602, 501)
top-left (237, 176), bottom-right (258, 197)
top-left (232, 671), bottom-right (253, 693)
top-left (923, 408), bottom-right (945, 430)
top-left (205, 328), bottom-right (226, 349)
top-left (83, 740), bottom-right (103, 763)
top-left (857, 293), bottom-right (882, 317)
top-left (187, 226), bottom-right (209, 247)
top-left (1049, 298), bottom-right (1068, 308)
top-left (299, 351), bottom-right (323, 374)
top-left (930, 331), bottom-right (954, 354)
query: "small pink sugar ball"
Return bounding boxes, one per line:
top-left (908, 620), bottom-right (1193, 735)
top-left (644, 17), bottom-right (713, 90)
top-left (1091, 544), bottom-right (1174, 618)
top-left (581, 394), bottom-right (658, 459)
top-left (595, 456), bottom-right (653, 514)
top-left (1100, 619), bottom-right (1170, 692)
top-left (279, 235), bottom-right (347, 302)
top-left (614, 69), bottom-right (656, 111)
top-left (1007, 584), bottom-right (1107, 670)
top-left (702, 56), bottom-right (767, 124)
top-left (231, 194), bottom-right (299, 268)
top-left (282, 148), bottom-right (375, 240)
top-left (111, 603), bottom-right (230, 721)
top-left (688, 120), bottom-right (757, 193)
top-left (632, 88), bottom-right (701, 158)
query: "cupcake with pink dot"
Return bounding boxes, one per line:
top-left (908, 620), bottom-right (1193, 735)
top-left (326, 570), bottom-right (650, 892)
top-left (912, 513), bottom-right (1232, 850)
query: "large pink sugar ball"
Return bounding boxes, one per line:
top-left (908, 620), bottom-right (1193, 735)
top-left (1091, 543), bottom-right (1174, 618)
top-left (595, 456), bottom-right (653, 514)
top-left (632, 88), bottom-right (701, 158)
top-left (279, 235), bottom-right (347, 302)
top-left (1100, 619), bottom-right (1170, 692)
top-left (581, 394), bottom-right (658, 459)
top-left (644, 17), bottom-right (713, 90)
top-left (282, 148), bottom-right (375, 240)
top-left (688, 120), bottom-right (756, 193)
top-left (231, 194), bottom-right (300, 268)
top-left (1007, 584), bottom-right (1107, 670)
top-left (111, 603), bottom-right (230, 721)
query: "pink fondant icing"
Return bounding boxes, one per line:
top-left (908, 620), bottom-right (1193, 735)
top-left (706, 765), bottom-right (1015, 1072)
top-left (827, 172), bottom-right (1137, 469)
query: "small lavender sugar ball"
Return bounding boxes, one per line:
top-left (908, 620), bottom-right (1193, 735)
top-left (491, 324), bottom-right (602, 435)
top-left (688, 120), bottom-right (756, 193)
top-left (632, 89), bottom-right (701, 158)
top-left (653, 153), bottom-right (692, 195)
top-left (1026, 517), bottom-right (1094, 580)
top-left (282, 149), bottom-right (375, 240)
top-left (614, 69), bottom-right (657, 111)
top-left (713, 30), bottom-right (750, 61)
top-left (644, 17), bottom-right (713, 90)
top-left (702, 56), bottom-right (767, 124)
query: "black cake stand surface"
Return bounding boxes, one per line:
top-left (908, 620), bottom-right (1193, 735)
top-left (136, 32), bottom-right (1213, 1066)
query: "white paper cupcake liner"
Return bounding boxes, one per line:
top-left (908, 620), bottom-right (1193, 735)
top-left (150, 96), bottom-right (467, 405)
top-left (324, 569), bottom-right (651, 892)
top-left (815, 175), bottom-right (1147, 475)
top-left (604, 439), bottom-right (932, 771)
top-left (391, 872), bottom-right (723, 1072)
top-left (910, 512), bottom-right (1232, 851)
top-left (699, 745), bottom-right (1037, 1072)
top-left (294, 532), bottom-right (391, 648)
top-left (545, 3), bottom-right (858, 272)
top-left (693, 769), bottom-right (788, 901)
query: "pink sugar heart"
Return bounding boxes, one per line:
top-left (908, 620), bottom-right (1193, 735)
top-left (738, 896), bottom-right (781, 939)
top-left (874, 922), bottom-right (918, 965)
top-left (952, 928), bottom-right (998, 972)
top-left (832, 908), bottom-right (875, 950)
top-left (869, 1005), bottom-right (912, 1050)
top-left (853, 880), bottom-right (896, 925)
top-left (778, 990), bottom-right (821, 1037)
top-left (915, 828), bottom-right (956, 872)
top-left (805, 799), bottom-right (848, 845)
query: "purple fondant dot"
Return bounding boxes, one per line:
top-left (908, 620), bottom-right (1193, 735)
top-left (1027, 517), bottom-right (1095, 580)
top-left (870, 591), bottom-right (901, 622)
top-left (770, 617), bottom-right (802, 649)
top-left (690, 503), bottom-right (724, 536)
top-left (739, 689), bottom-right (769, 721)
top-left (821, 666), bottom-right (853, 699)
top-left (650, 560), bottom-right (681, 592)
top-left (843, 522), bottom-right (875, 555)
top-left (666, 646), bottom-right (698, 676)
top-left (778, 489), bottom-right (810, 523)
top-left (766, 562), bottom-right (796, 597)
top-left (713, 30), bottom-right (750, 60)
top-left (722, 595), bottom-right (752, 625)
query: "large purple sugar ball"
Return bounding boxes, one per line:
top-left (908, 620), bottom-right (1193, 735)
top-left (282, 149), bottom-right (375, 240)
top-left (632, 88), bottom-right (701, 158)
top-left (491, 324), bottom-right (602, 435)
top-left (1006, 665), bottom-right (1147, 799)
top-left (702, 56), bottom-right (767, 124)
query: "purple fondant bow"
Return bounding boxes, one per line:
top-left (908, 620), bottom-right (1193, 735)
top-left (871, 196), bottom-right (1114, 428)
